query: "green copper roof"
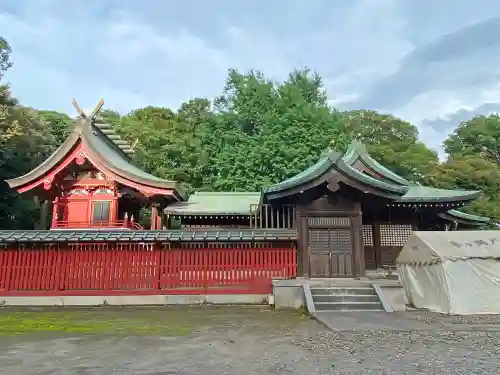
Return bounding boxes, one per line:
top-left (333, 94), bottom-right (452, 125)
top-left (341, 140), bottom-right (412, 186)
top-left (263, 140), bottom-right (484, 206)
top-left (164, 192), bottom-right (262, 216)
top-left (399, 186), bottom-right (481, 202)
top-left (438, 210), bottom-right (491, 225)
top-left (0, 229), bottom-right (297, 243)
top-left (336, 157), bottom-right (408, 198)
top-left (264, 153), bottom-right (340, 194)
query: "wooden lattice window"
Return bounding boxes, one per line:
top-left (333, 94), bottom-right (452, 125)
top-left (330, 229), bottom-right (352, 253)
top-left (380, 224), bottom-right (412, 246)
top-left (362, 225), bottom-right (373, 246)
top-left (309, 229), bottom-right (330, 254)
top-left (308, 217), bottom-right (350, 227)
top-left (308, 228), bottom-right (352, 254)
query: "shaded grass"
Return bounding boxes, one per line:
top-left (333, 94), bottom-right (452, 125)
top-left (0, 306), bottom-right (310, 337)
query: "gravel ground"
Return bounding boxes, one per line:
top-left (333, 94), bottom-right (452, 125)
top-left (0, 307), bottom-right (499, 374)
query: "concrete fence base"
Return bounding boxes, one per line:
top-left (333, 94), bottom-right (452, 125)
top-left (0, 294), bottom-right (269, 307)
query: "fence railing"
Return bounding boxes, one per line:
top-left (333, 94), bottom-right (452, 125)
top-left (0, 244), bottom-right (297, 295)
top-left (249, 204), bottom-right (295, 229)
top-left (53, 220), bottom-right (143, 230)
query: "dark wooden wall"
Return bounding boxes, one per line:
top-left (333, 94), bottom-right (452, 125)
top-left (362, 223), bottom-right (414, 269)
top-left (295, 194), bottom-right (364, 278)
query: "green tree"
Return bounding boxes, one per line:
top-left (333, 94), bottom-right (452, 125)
top-left (38, 110), bottom-right (72, 146)
top-left (427, 155), bottom-right (500, 221)
top-left (439, 115), bottom-right (500, 222)
top-left (111, 100), bottom-right (214, 193)
top-left (0, 37), bottom-right (12, 80)
top-left (444, 114), bottom-right (500, 163)
top-left (207, 68), bottom-right (347, 191)
top-left (0, 87), bottom-right (57, 229)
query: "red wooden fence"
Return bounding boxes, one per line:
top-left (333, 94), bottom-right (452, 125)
top-left (0, 244), bottom-right (297, 296)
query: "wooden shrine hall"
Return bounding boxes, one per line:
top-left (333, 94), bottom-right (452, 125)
top-left (6, 99), bottom-right (186, 231)
top-left (1, 98), bottom-right (490, 291)
top-left (164, 142), bottom-right (490, 277)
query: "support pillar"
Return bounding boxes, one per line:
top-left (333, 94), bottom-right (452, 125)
top-left (372, 222), bottom-right (381, 269)
top-left (150, 204), bottom-right (158, 230)
top-left (51, 197), bottom-right (59, 229)
top-left (156, 213), bottom-right (162, 230)
top-left (40, 200), bottom-right (49, 229)
top-left (352, 213), bottom-right (365, 277)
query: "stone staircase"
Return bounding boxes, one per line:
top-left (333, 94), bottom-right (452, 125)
top-left (310, 285), bottom-right (384, 312)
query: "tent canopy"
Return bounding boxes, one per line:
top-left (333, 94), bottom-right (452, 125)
top-left (397, 231), bottom-right (500, 265)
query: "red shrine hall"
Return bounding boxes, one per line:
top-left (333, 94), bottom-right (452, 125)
top-left (7, 99), bottom-right (186, 230)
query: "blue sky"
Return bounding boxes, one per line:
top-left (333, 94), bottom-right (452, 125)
top-left (2, 0), bottom-right (500, 154)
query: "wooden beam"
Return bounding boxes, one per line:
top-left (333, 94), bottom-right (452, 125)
top-left (90, 99), bottom-right (105, 120)
top-left (72, 98), bottom-right (87, 119)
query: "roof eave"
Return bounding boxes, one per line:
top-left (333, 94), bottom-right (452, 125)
top-left (0, 229), bottom-right (298, 243)
top-left (264, 153), bottom-right (338, 196)
top-left (438, 209), bottom-right (491, 225)
top-left (398, 191), bottom-right (482, 203)
top-left (166, 212), bottom-right (252, 216)
top-left (6, 127), bottom-right (83, 190)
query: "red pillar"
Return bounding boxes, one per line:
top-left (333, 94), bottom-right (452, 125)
top-left (156, 214), bottom-right (162, 230)
top-left (51, 197), bottom-right (59, 229)
top-left (150, 205), bottom-right (158, 230)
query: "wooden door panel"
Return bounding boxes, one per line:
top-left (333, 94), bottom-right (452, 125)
top-left (310, 254), bottom-right (330, 277)
top-left (328, 228), bottom-right (352, 277)
top-left (330, 254), bottom-right (352, 276)
top-left (66, 201), bottom-right (89, 224)
top-left (308, 224), bottom-right (353, 277)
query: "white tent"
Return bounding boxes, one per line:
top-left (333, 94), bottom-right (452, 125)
top-left (396, 230), bottom-right (500, 315)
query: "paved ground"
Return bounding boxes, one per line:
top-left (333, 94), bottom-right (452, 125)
top-left (0, 307), bottom-right (499, 374)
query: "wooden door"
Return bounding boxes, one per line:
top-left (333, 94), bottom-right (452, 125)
top-left (308, 216), bottom-right (354, 277)
top-left (65, 201), bottom-right (89, 226)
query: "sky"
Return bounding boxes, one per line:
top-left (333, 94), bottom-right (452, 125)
top-left (2, 0), bottom-right (500, 155)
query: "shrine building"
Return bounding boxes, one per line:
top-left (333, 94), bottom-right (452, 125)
top-left (0, 99), bottom-right (490, 296)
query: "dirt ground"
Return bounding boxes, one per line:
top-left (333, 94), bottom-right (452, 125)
top-left (0, 306), bottom-right (498, 374)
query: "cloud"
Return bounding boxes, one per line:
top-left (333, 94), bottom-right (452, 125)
top-left (1, 0), bottom-right (500, 156)
top-left (0, 0), bottom-right (413, 114)
top-left (349, 15), bottom-right (500, 154)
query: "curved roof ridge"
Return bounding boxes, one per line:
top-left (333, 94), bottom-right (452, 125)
top-left (343, 140), bottom-right (413, 186)
top-left (335, 157), bottom-right (409, 197)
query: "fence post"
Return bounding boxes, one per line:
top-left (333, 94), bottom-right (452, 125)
top-left (155, 244), bottom-right (162, 291)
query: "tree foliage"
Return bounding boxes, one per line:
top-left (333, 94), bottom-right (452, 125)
top-left (437, 115), bottom-right (500, 221)
top-left (444, 115), bottom-right (500, 164)
top-left (0, 37), bottom-right (12, 81)
top-left (38, 110), bottom-right (72, 146)
top-left (0, 35), bottom-right (499, 229)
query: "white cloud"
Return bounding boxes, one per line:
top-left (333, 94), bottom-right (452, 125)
top-left (1, 0), bottom-right (414, 115)
top-left (392, 83), bottom-right (500, 156)
top-left (1, 0), bottom-right (500, 156)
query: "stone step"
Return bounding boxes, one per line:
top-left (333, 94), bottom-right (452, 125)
top-left (310, 287), bottom-right (376, 296)
top-left (312, 294), bottom-right (379, 303)
top-left (314, 301), bottom-right (384, 311)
